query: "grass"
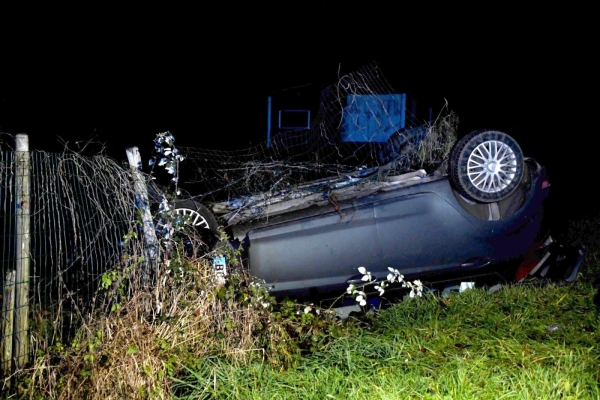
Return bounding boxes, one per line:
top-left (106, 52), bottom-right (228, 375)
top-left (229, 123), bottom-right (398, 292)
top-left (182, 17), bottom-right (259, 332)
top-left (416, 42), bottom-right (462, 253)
top-left (172, 282), bottom-right (600, 399)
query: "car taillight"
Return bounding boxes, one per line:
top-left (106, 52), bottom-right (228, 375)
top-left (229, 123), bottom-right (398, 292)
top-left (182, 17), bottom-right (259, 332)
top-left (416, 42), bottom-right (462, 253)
top-left (515, 236), bottom-right (553, 282)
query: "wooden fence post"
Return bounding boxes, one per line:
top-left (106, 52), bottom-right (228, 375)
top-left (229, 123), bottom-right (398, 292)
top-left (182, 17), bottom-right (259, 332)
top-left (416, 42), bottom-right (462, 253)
top-left (126, 147), bottom-right (158, 286)
top-left (14, 134), bottom-right (30, 369)
top-left (1, 271), bottom-right (15, 376)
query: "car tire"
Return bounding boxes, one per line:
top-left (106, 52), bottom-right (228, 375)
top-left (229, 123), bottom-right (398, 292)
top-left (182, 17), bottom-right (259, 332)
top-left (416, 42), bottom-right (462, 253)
top-left (449, 130), bottom-right (524, 203)
top-left (168, 199), bottom-right (221, 256)
top-left (172, 199), bottom-right (220, 233)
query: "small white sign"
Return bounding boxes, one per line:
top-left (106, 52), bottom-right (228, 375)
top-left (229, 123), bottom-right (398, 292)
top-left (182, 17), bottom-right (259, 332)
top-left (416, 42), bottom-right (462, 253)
top-left (212, 256), bottom-right (227, 284)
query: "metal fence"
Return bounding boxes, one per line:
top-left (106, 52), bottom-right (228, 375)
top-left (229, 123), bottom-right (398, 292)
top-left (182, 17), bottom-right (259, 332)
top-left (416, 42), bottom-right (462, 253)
top-left (1, 135), bottom-right (152, 375)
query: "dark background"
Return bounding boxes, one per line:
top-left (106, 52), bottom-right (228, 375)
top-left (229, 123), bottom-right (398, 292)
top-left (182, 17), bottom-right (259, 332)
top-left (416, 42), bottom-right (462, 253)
top-left (0, 3), bottom-right (596, 221)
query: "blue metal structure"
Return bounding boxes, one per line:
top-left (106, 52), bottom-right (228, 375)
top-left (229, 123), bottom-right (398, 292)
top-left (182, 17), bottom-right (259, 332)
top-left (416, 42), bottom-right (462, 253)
top-left (341, 94), bottom-right (406, 143)
top-left (266, 96), bottom-right (272, 148)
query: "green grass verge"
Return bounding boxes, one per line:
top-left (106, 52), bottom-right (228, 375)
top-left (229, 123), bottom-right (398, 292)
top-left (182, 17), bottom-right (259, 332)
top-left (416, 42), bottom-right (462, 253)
top-left (172, 281), bottom-right (600, 400)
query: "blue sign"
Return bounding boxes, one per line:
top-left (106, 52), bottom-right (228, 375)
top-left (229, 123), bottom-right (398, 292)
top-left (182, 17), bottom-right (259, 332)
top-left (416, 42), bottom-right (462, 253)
top-left (341, 94), bottom-right (406, 143)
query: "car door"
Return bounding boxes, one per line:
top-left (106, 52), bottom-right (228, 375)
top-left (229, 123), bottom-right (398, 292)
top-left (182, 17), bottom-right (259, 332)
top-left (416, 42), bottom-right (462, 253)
top-left (373, 183), bottom-right (492, 280)
top-left (247, 202), bottom-right (382, 297)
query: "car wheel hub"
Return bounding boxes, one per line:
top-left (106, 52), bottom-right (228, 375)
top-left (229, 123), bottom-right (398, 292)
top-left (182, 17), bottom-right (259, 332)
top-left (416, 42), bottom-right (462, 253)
top-left (486, 161), bottom-right (499, 173)
top-left (467, 140), bottom-right (517, 193)
top-left (175, 208), bottom-right (210, 228)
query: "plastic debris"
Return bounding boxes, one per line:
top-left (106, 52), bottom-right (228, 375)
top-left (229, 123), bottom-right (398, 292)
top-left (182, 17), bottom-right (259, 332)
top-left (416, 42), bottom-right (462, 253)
top-left (332, 304), bottom-right (361, 319)
top-left (459, 282), bottom-right (475, 292)
top-left (487, 283), bottom-right (503, 294)
top-left (546, 324), bottom-right (563, 332)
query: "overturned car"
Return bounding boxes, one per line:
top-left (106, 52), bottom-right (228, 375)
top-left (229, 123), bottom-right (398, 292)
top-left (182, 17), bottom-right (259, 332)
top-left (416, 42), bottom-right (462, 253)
top-left (169, 128), bottom-right (583, 304)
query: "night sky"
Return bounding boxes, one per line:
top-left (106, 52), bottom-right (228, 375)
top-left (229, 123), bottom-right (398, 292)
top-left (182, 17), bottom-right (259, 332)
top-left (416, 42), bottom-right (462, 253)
top-left (0, 3), bottom-right (595, 220)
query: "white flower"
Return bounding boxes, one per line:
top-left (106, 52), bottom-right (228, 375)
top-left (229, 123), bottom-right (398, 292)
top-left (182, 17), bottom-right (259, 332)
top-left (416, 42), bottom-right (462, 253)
top-left (355, 291), bottom-right (367, 306)
top-left (414, 281), bottom-right (424, 297)
top-left (346, 284), bottom-right (355, 294)
top-left (358, 267), bottom-right (372, 282)
top-left (386, 267), bottom-right (404, 283)
top-left (355, 295), bottom-right (366, 306)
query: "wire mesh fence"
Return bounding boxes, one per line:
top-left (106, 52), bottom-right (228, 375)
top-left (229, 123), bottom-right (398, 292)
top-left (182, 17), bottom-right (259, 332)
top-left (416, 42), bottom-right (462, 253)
top-left (177, 62), bottom-right (458, 226)
top-left (1, 137), bottom-right (154, 375)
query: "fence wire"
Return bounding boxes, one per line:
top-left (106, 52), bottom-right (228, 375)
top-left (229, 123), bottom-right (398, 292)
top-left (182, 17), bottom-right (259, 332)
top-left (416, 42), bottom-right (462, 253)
top-left (178, 62), bottom-right (457, 224)
top-left (1, 150), bottom-right (16, 374)
top-left (1, 145), bottom-right (154, 373)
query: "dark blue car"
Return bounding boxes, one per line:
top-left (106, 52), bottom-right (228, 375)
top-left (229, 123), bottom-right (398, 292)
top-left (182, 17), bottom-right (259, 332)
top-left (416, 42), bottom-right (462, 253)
top-left (171, 130), bottom-right (584, 303)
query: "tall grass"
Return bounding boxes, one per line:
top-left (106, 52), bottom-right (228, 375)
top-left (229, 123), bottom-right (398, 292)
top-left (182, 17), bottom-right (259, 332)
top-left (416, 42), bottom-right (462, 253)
top-left (173, 282), bottom-right (600, 399)
top-left (5, 239), bottom-right (343, 399)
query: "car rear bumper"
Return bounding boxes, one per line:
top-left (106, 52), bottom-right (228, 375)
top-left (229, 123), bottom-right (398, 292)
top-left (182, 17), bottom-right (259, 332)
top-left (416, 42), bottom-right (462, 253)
top-left (516, 235), bottom-right (585, 284)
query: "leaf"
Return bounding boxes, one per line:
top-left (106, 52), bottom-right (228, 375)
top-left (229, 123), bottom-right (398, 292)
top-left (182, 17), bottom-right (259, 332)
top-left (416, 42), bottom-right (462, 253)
top-left (101, 274), bottom-right (112, 289)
